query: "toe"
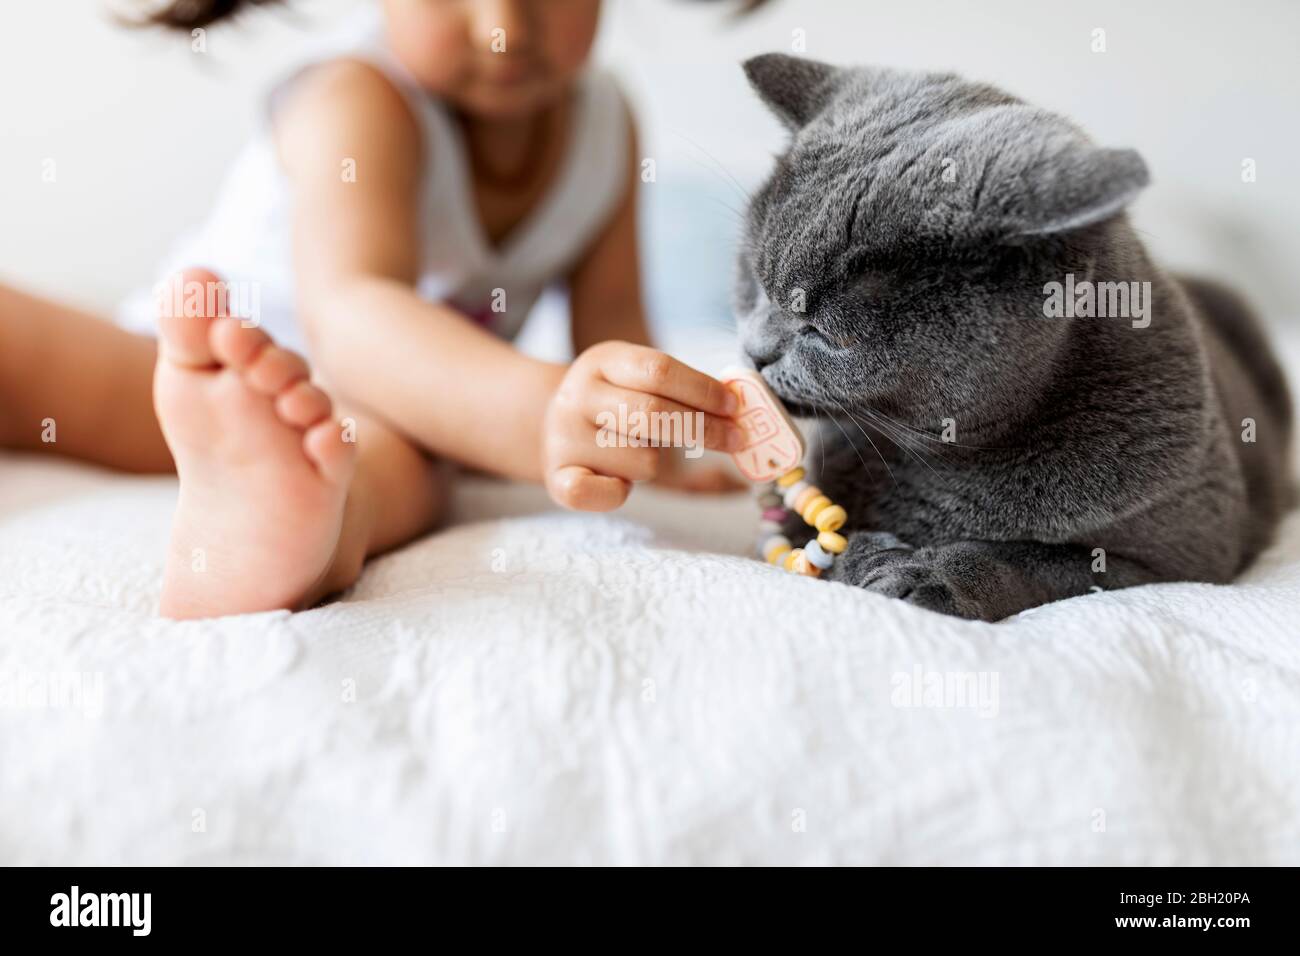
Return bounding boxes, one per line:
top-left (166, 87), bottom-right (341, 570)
top-left (210, 316), bottom-right (271, 370)
top-left (156, 267), bottom-right (226, 367)
top-left (275, 381), bottom-right (333, 428)
top-left (304, 419), bottom-right (357, 484)
top-left (244, 344), bottom-right (310, 396)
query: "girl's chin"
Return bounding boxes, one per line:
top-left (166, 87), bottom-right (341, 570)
top-left (458, 83), bottom-right (562, 120)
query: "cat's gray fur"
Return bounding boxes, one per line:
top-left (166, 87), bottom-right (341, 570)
top-left (735, 54), bottom-right (1293, 620)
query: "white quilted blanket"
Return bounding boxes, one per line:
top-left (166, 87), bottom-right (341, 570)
top-left (2, 446), bottom-right (1299, 865)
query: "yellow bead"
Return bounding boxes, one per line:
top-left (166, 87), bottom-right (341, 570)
top-left (783, 548), bottom-right (803, 571)
top-left (765, 543), bottom-right (792, 565)
top-left (793, 552), bottom-right (821, 577)
top-left (802, 495), bottom-right (831, 524)
top-left (814, 505), bottom-right (847, 533)
top-left (793, 485), bottom-right (821, 512)
top-left (817, 531), bottom-right (847, 554)
top-left (775, 468), bottom-right (805, 489)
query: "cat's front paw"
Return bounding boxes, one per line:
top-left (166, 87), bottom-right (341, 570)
top-left (827, 530), bottom-right (915, 584)
top-left (831, 532), bottom-right (971, 618)
top-left (859, 561), bottom-right (962, 617)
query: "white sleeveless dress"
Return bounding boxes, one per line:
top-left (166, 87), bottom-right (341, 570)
top-left (116, 9), bottom-right (629, 355)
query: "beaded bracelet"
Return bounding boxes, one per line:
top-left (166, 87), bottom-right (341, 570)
top-left (755, 467), bottom-right (847, 577)
top-left (722, 367), bottom-right (847, 578)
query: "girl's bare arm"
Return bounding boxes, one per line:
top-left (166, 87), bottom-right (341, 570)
top-left (567, 109), bottom-right (651, 352)
top-left (276, 62), bottom-right (739, 505)
top-left (566, 112), bottom-right (746, 495)
top-left (276, 60), bottom-right (563, 482)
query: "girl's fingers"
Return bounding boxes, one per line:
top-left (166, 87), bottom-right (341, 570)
top-left (547, 344), bottom-right (748, 512)
top-left (595, 344), bottom-right (738, 418)
top-left (547, 465), bottom-right (631, 513)
top-left (656, 463), bottom-right (748, 494)
top-left (551, 416), bottom-right (662, 483)
top-left (584, 382), bottom-right (745, 452)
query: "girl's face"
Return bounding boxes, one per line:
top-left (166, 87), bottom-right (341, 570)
top-left (383, 0), bottom-right (602, 118)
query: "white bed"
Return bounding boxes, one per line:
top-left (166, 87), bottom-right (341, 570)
top-left (3, 355), bottom-right (1300, 864)
top-left (4, 0), bottom-right (1300, 868)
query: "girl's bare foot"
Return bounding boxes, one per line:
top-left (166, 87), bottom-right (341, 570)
top-left (154, 269), bottom-right (357, 619)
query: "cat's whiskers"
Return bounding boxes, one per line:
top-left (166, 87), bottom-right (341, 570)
top-left (826, 411), bottom-right (895, 491)
top-left (689, 316), bottom-right (738, 334)
top-left (851, 407), bottom-right (949, 482)
top-left (842, 406), bottom-right (936, 474)
top-left (671, 130), bottom-right (755, 207)
top-left (863, 403), bottom-right (995, 451)
top-left (809, 406), bottom-right (828, 478)
top-left (854, 407), bottom-right (952, 465)
top-left (705, 196), bottom-right (747, 226)
top-left (827, 397), bottom-right (898, 490)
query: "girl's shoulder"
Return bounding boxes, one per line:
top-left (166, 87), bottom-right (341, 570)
top-left (275, 56), bottom-right (417, 132)
top-left (266, 7), bottom-right (429, 163)
top-left (271, 58), bottom-right (424, 184)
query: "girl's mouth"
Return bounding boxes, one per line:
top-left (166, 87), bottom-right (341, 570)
top-left (481, 59), bottom-right (541, 86)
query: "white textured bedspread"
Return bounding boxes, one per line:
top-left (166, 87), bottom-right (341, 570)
top-left (2, 450), bottom-right (1298, 866)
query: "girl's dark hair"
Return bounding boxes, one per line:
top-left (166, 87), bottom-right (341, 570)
top-left (145, 0), bottom-right (769, 31)
top-left (146, 0), bottom-right (282, 30)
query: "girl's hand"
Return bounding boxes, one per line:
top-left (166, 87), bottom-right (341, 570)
top-left (653, 450), bottom-right (747, 494)
top-left (543, 341), bottom-right (744, 511)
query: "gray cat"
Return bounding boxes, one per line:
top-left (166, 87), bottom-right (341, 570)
top-left (735, 54), bottom-right (1294, 621)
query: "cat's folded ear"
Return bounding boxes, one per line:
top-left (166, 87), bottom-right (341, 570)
top-left (743, 53), bottom-right (840, 130)
top-left (1002, 144), bottom-right (1150, 238)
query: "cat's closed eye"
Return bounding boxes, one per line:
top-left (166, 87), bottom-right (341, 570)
top-left (852, 270), bottom-right (892, 303)
top-left (797, 320), bottom-right (854, 350)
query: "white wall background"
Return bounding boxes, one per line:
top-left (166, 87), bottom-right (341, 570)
top-left (2, 0), bottom-right (1296, 319)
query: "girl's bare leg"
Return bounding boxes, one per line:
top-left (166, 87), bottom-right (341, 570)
top-left (0, 283), bottom-right (171, 471)
top-left (1, 271), bottom-right (446, 618)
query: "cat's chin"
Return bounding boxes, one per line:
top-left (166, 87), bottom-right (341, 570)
top-left (778, 398), bottom-right (822, 419)
top-left (764, 369), bottom-right (898, 421)
top-left (761, 379), bottom-right (822, 418)
top-left (754, 367), bottom-right (814, 415)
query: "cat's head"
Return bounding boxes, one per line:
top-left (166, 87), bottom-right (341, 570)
top-left (735, 54), bottom-right (1150, 427)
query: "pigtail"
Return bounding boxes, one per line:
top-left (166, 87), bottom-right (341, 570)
top-left (144, 0), bottom-right (283, 30)
top-left (142, 0), bottom-right (767, 32)
top-left (698, 0), bottom-right (772, 11)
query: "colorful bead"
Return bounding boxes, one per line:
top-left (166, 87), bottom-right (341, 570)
top-left (776, 468), bottom-right (805, 489)
top-left (753, 459), bottom-right (852, 576)
top-left (792, 551), bottom-right (821, 577)
top-left (782, 481), bottom-right (809, 509)
top-left (814, 505), bottom-right (847, 533)
top-left (801, 495), bottom-right (831, 524)
top-left (793, 485), bottom-right (821, 512)
top-left (762, 535), bottom-right (791, 564)
top-left (817, 531), bottom-right (847, 554)
top-left (804, 539), bottom-right (834, 569)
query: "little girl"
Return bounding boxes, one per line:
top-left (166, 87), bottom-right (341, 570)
top-left (0, 0), bottom-right (749, 618)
